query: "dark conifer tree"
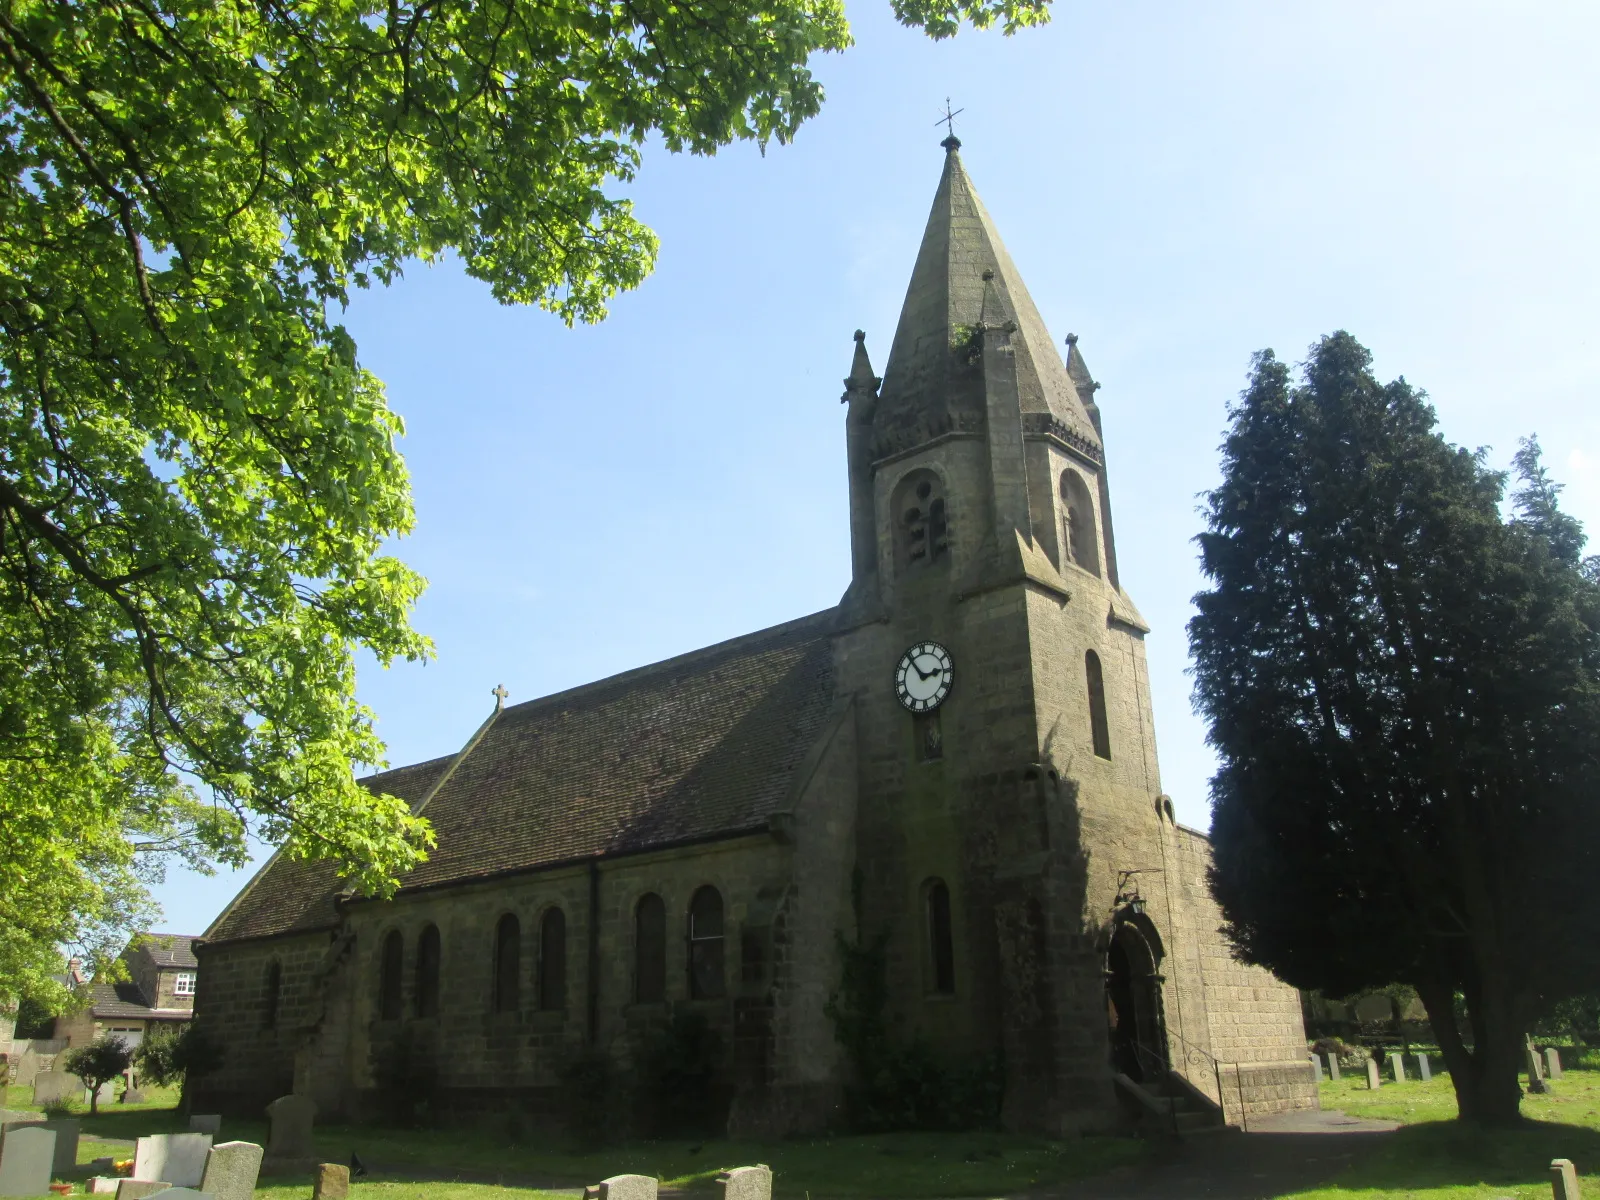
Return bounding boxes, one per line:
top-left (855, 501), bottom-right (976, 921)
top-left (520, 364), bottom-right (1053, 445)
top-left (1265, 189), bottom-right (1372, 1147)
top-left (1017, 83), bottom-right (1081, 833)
top-left (1190, 332), bottom-right (1600, 1125)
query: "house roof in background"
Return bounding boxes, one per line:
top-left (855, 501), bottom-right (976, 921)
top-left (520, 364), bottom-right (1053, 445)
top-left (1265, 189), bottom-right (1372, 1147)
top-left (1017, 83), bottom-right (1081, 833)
top-left (205, 610), bottom-right (838, 945)
top-left (135, 934), bottom-right (199, 969)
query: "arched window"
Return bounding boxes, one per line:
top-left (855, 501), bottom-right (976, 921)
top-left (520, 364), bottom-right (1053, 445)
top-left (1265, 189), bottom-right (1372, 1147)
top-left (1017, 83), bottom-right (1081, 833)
top-left (893, 471), bottom-right (951, 573)
top-left (262, 961), bottom-right (282, 1031)
top-left (925, 880), bottom-right (956, 994)
top-left (415, 924), bottom-right (441, 1018)
top-left (539, 907), bottom-right (567, 1012)
top-left (688, 886), bottom-right (726, 1000)
top-left (635, 893), bottom-right (667, 1004)
top-left (1086, 649), bottom-right (1112, 760)
top-left (378, 930), bottom-right (404, 1020)
top-left (1060, 470), bottom-right (1101, 576)
top-left (492, 913), bottom-right (520, 1014)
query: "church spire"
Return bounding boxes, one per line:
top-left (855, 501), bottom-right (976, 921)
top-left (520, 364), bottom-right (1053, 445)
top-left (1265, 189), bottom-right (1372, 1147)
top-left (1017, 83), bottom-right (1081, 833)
top-left (873, 143), bottom-right (1099, 455)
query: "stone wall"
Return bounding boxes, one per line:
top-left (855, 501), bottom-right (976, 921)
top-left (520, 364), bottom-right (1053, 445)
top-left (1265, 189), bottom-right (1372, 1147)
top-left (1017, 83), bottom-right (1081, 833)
top-left (195, 832), bottom-right (807, 1125)
top-left (1174, 827), bottom-right (1318, 1116)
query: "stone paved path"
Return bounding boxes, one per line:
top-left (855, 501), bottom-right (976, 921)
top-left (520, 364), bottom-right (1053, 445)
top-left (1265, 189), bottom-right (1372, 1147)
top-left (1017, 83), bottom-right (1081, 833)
top-left (1029, 1110), bottom-right (1402, 1200)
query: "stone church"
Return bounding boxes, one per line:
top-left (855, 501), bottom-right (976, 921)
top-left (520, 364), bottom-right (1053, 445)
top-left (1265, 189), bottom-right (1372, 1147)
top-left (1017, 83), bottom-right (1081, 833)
top-left (193, 139), bottom-right (1317, 1134)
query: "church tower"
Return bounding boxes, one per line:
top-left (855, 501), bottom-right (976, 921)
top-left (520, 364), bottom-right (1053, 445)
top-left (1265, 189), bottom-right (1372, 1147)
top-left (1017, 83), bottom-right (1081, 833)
top-left (834, 136), bottom-right (1183, 1133)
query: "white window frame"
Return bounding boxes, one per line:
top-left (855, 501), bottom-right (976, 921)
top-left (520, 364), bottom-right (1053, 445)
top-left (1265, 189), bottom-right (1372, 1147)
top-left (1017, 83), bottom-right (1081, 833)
top-left (173, 972), bottom-right (196, 996)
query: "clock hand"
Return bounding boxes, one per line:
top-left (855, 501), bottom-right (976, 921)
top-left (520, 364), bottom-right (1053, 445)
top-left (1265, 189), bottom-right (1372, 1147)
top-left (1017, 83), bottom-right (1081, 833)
top-left (913, 659), bottom-right (939, 681)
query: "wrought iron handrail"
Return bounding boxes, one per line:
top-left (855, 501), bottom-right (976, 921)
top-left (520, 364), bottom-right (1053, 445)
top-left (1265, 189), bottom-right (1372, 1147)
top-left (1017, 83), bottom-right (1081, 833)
top-left (1164, 1026), bottom-right (1249, 1132)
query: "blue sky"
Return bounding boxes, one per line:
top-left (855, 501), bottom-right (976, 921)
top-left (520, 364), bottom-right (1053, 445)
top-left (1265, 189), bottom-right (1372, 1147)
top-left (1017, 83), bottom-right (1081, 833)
top-left (151, 0), bottom-right (1600, 936)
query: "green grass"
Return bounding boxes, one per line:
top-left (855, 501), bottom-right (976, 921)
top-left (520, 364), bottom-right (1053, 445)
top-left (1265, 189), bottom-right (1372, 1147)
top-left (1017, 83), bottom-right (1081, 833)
top-left (1289, 1052), bottom-right (1600, 1199)
top-left (42, 1103), bottom-right (1148, 1199)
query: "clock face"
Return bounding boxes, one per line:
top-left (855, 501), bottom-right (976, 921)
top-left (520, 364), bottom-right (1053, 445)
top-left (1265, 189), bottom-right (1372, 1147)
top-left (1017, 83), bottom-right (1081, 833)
top-left (895, 642), bottom-right (954, 712)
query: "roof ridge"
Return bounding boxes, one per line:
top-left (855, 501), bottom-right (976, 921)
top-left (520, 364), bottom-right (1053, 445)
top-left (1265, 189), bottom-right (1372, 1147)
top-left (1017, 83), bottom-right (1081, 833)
top-left (493, 608), bottom-right (836, 724)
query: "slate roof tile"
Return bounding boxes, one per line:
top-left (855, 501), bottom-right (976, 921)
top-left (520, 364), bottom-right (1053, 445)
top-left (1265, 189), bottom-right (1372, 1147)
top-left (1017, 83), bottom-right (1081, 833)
top-left (205, 611), bottom-right (837, 945)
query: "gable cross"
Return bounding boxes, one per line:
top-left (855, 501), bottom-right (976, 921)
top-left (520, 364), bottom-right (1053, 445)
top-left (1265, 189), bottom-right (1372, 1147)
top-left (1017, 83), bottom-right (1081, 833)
top-left (492, 683), bottom-right (509, 711)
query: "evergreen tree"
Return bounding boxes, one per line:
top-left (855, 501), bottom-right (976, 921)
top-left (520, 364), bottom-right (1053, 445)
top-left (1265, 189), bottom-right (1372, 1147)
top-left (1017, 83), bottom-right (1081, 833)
top-left (1190, 332), bottom-right (1600, 1125)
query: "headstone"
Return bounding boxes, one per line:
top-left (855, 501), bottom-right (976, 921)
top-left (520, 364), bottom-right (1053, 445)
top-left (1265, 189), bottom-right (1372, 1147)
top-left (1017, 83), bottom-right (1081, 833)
top-left (264, 1096), bottom-right (315, 1162)
top-left (29, 1074), bottom-right (79, 1108)
top-left (1550, 1158), bottom-right (1581, 1200)
top-left (198, 1143), bottom-right (263, 1200)
top-left (1528, 1044), bottom-right (1549, 1094)
top-left (122, 1090), bottom-right (146, 1105)
top-left (88, 1180), bottom-right (118, 1195)
top-left (311, 1164), bottom-right (348, 1200)
top-left (1365, 1058), bottom-right (1382, 1090)
top-left (133, 1134), bottom-right (213, 1187)
top-left (187, 1117), bottom-right (221, 1137)
top-left (1327, 1054), bottom-right (1341, 1081)
top-left (115, 1182), bottom-right (170, 1200)
top-left (1417, 1052), bottom-right (1433, 1082)
top-left (718, 1165), bottom-right (772, 1200)
top-left (1, 1121), bottom-right (79, 1176)
top-left (1309, 1054), bottom-right (1323, 1083)
top-left (0, 1127), bottom-right (55, 1197)
top-left (148, 1190), bottom-right (212, 1200)
top-left (1547, 1048), bottom-right (1564, 1081)
top-left (1389, 1051), bottom-right (1406, 1082)
top-left (583, 1175), bottom-right (657, 1200)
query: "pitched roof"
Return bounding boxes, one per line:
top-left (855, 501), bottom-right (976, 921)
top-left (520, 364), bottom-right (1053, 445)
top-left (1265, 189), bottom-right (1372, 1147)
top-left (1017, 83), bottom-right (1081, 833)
top-left (206, 611), bottom-right (838, 945)
top-left (84, 981), bottom-right (190, 1020)
top-left (135, 934), bottom-right (199, 969)
top-left (873, 142), bottom-right (1100, 459)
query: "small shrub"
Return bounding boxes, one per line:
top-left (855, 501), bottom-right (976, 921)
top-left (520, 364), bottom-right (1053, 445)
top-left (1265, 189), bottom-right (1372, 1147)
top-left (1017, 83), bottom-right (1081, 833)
top-left (635, 1010), bottom-right (726, 1137)
top-left (42, 1099), bottom-right (77, 1119)
top-left (559, 1048), bottom-right (616, 1149)
top-left (64, 1035), bottom-right (132, 1115)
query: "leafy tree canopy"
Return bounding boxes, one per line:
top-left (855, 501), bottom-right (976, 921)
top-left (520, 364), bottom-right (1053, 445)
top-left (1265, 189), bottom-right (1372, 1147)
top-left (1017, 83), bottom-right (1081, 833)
top-left (1190, 332), bottom-right (1600, 1125)
top-left (0, 0), bottom-right (1049, 1007)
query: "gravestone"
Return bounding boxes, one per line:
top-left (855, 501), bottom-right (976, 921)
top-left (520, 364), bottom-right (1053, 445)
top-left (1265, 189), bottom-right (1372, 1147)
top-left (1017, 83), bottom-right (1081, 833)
top-left (1389, 1052), bottom-right (1406, 1082)
top-left (582, 1175), bottom-right (657, 1200)
top-left (718, 1165), bottom-right (771, 1200)
top-left (1550, 1158), bottom-right (1581, 1200)
top-left (264, 1096), bottom-right (315, 1162)
top-left (122, 1090), bottom-right (146, 1105)
top-left (1528, 1044), bottom-right (1549, 1094)
top-left (187, 1117), bottom-right (221, 1137)
top-left (29, 1074), bottom-right (79, 1108)
top-left (198, 1142), bottom-right (263, 1200)
top-left (1547, 1049), bottom-right (1564, 1081)
top-left (0, 1126), bottom-right (55, 1197)
top-left (1309, 1054), bottom-right (1323, 1083)
top-left (1327, 1054), bottom-right (1341, 1081)
top-left (1417, 1052), bottom-right (1432, 1082)
top-left (311, 1163), bottom-right (349, 1200)
top-left (150, 1189), bottom-right (213, 1200)
top-left (115, 1181), bottom-right (171, 1200)
top-left (1, 1120), bottom-right (79, 1176)
top-left (133, 1133), bottom-right (213, 1187)
top-left (87, 1179), bottom-right (118, 1194)
top-left (1365, 1059), bottom-right (1382, 1090)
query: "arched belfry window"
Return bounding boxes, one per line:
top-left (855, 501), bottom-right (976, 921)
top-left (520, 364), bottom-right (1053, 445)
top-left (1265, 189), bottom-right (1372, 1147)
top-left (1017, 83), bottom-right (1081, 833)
top-left (492, 913), bottom-right (520, 1013)
top-left (893, 470), bottom-right (950, 573)
top-left (925, 879), bottom-right (956, 994)
top-left (1086, 649), bottom-right (1112, 760)
top-left (688, 886), bottom-right (726, 1000)
top-left (378, 929), bottom-right (404, 1020)
top-left (635, 893), bottom-right (666, 1003)
top-left (1061, 470), bottom-right (1101, 576)
top-left (416, 924), bottom-right (441, 1018)
top-left (539, 907), bottom-right (567, 1012)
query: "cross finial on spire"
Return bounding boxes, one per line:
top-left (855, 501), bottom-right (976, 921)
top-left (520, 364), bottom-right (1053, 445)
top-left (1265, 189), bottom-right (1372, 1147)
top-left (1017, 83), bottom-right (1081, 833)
top-left (492, 683), bottom-right (508, 711)
top-left (936, 98), bottom-right (964, 151)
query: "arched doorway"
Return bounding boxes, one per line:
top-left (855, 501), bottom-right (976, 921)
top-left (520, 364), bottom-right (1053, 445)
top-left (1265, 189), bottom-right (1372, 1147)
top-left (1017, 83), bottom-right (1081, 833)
top-left (1105, 916), bottom-right (1168, 1081)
